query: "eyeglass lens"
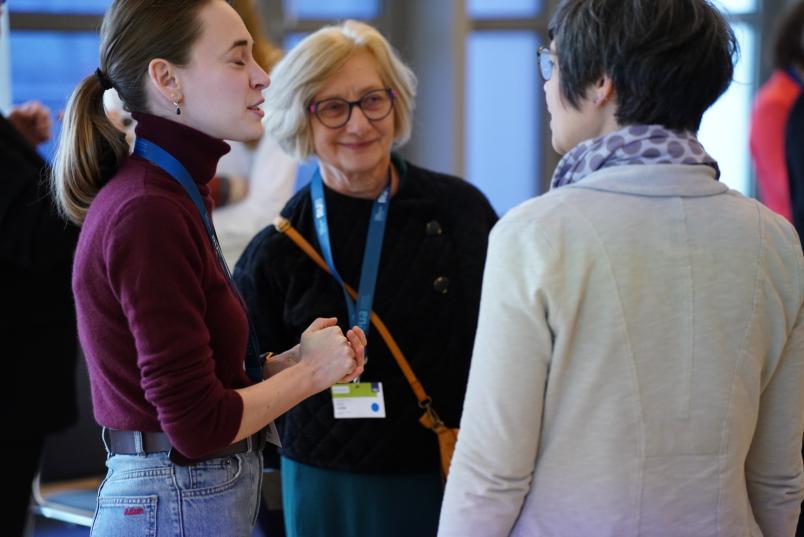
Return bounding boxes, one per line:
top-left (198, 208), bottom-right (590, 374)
top-left (537, 48), bottom-right (553, 81)
top-left (313, 88), bottom-right (394, 128)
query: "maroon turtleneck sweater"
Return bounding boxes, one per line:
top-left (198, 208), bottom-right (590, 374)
top-left (73, 113), bottom-right (249, 458)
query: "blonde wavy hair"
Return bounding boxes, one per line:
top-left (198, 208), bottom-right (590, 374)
top-left (264, 19), bottom-right (417, 160)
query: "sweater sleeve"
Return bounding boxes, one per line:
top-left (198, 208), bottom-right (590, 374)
top-left (746, 232), bottom-right (804, 536)
top-left (438, 214), bottom-right (555, 537)
top-left (105, 195), bottom-right (244, 458)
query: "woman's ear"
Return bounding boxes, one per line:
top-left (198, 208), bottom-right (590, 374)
top-left (147, 58), bottom-right (182, 106)
top-left (592, 74), bottom-right (615, 107)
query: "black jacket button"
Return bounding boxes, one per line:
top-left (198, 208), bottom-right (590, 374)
top-left (426, 220), bottom-right (443, 236)
top-left (433, 276), bottom-right (450, 294)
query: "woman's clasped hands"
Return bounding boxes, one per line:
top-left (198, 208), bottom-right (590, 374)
top-left (299, 317), bottom-right (366, 390)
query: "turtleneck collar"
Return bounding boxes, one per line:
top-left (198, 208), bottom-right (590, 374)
top-left (131, 112), bottom-right (230, 185)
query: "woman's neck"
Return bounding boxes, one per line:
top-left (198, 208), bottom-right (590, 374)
top-left (319, 158), bottom-right (398, 199)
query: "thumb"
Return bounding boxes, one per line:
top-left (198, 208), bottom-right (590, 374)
top-left (304, 317), bottom-right (338, 334)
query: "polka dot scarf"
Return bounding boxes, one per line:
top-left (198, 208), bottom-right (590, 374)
top-left (550, 124), bottom-right (720, 190)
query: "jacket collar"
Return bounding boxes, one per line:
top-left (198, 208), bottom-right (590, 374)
top-left (131, 112), bottom-right (230, 186)
top-left (564, 164), bottom-right (728, 198)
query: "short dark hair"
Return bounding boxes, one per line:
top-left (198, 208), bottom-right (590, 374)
top-left (771, 1), bottom-right (804, 69)
top-left (548, 0), bottom-right (738, 132)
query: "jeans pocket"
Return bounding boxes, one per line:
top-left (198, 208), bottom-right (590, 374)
top-left (90, 495), bottom-right (157, 537)
top-left (181, 454), bottom-right (256, 537)
top-left (185, 454), bottom-right (243, 495)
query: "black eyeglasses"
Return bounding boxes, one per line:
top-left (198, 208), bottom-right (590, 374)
top-left (537, 46), bottom-right (555, 82)
top-left (308, 88), bottom-right (396, 129)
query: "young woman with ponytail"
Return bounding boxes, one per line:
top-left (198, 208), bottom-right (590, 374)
top-left (52, 1), bottom-right (365, 535)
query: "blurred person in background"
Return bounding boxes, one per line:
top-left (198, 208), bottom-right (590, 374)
top-left (749, 0), bottom-right (804, 221)
top-left (213, 0), bottom-right (297, 268)
top-left (785, 68), bottom-right (804, 537)
top-left (788, 76), bottom-right (804, 250)
top-left (1, 3), bottom-right (79, 537)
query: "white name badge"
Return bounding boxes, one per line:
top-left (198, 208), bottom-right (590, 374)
top-left (331, 382), bottom-right (386, 419)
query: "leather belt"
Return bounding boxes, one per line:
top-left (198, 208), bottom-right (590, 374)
top-left (103, 428), bottom-right (266, 466)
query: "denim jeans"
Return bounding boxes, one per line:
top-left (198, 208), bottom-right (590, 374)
top-left (90, 446), bottom-right (263, 537)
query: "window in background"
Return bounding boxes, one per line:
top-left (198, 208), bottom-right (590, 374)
top-left (468, 0), bottom-right (542, 19)
top-left (1, 11), bottom-right (11, 110)
top-left (466, 31), bottom-right (541, 215)
top-left (698, 20), bottom-right (757, 195)
top-left (284, 32), bottom-right (309, 51)
top-left (8, 0), bottom-right (110, 160)
top-left (466, 0), bottom-right (544, 215)
top-left (283, 0), bottom-right (379, 20)
top-left (711, 0), bottom-right (757, 15)
top-left (10, 30), bottom-right (101, 160)
top-left (9, 0), bottom-right (108, 14)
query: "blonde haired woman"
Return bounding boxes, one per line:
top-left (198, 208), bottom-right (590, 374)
top-left (235, 20), bottom-right (497, 537)
top-left (51, 1), bottom-right (364, 534)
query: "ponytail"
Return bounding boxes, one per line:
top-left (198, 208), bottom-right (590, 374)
top-left (51, 73), bottom-right (129, 226)
top-left (51, 0), bottom-right (213, 225)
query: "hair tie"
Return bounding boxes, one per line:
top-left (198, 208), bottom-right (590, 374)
top-left (95, 68), bottom-right (113, 90)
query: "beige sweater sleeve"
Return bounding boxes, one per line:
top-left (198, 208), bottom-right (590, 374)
top-left (438, 216), bottom-right (556, 537)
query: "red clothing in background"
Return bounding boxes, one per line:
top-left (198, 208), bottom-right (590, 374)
top-left (73, 113), bottom-right (250, 459)
top-left (749, 69), bottom-right (802, 222)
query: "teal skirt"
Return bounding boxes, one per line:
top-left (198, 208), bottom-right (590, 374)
top-left (281, 456), bottom-right (443, 537)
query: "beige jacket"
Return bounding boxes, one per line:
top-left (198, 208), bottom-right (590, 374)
top-left (439, 165), bottom-right (804, 537)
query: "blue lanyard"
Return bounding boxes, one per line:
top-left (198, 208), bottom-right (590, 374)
top-left (133, 138), bottom-right (264, 384)
top-left (310, 167), bottom-right (390, 340)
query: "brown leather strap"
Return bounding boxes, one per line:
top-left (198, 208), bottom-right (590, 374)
top-left (274, 216), bottom-right (431, 406)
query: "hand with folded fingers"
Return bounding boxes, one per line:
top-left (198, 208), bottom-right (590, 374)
top-left (298, 318), bottom-right (365, 391)
top-left (340, 326), bottom-right (367, 383)
top-left (8, 100), bottom-right (52, 147)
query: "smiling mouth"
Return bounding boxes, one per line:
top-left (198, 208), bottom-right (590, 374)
top-left (342, 140), bottom-right (375, 149)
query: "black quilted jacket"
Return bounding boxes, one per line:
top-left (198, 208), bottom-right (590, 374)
top-left (234, 158), bottom-right (497, 473)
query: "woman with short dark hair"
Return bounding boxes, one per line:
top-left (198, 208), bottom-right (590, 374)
top-left (440, 1), bottom-right (804, 536)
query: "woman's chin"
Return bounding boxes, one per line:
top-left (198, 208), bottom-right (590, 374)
top-left (227, 123), bottom-right (264, 144)
top-left (551, 137), bottom-right (568, 155)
